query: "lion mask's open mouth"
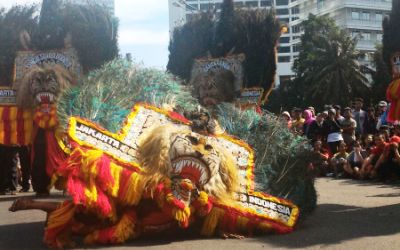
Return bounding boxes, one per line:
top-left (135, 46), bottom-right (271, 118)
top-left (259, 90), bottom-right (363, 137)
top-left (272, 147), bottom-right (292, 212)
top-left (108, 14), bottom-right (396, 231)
top-left (36, 92), bottom-right (55, 104)
top-left (171, 156), bottom-right (210, 187)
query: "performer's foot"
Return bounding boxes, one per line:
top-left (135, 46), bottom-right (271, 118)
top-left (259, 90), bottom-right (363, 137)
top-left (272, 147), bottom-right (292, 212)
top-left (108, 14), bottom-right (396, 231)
top-left (219, 231), bottom-right (245, 239)
top-left (9, 198), bottom-right (32, 212)
top-left (19, 188), bottom-right (29, 193)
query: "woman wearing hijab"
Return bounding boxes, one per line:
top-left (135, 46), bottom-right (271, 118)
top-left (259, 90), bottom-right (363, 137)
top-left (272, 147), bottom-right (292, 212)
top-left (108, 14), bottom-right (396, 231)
top-left (303, 109), bottom-right (315, 138)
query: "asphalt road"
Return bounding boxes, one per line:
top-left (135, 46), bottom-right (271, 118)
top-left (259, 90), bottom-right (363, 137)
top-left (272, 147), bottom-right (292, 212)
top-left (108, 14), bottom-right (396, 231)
top-left (0, 178), bottom-right (399, 250)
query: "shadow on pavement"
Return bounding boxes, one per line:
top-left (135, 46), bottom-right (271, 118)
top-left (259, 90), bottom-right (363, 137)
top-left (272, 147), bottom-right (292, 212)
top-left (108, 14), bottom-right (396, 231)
top-left (254, 203), bottom-right (400, 248)
top-left (0, 221), bottom-right (46, 250)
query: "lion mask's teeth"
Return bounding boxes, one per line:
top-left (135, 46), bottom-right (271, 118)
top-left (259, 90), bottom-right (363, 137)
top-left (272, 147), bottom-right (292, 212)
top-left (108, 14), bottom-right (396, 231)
top-left (172, 157), bottom-right (210, 186)
top-left (36, 92), bottom-right (55, 103)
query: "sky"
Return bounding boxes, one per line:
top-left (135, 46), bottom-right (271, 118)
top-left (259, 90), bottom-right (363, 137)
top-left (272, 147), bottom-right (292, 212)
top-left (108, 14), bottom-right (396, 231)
top-left (0, 0), bottom-right (170, 69)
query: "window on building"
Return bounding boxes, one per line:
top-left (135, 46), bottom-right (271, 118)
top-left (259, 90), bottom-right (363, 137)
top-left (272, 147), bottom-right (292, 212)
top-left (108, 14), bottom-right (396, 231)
top-left (317, 0), bottom-right (326, 9)
top-left (292, 25), bottom-right (301, 33)
top-left (276, 8), bottom-right (289, 15)
top-left (376, 33), bottom-right (383, 41)
top-left (278, 18), bottom-right (290, 24)
top-left (186, 4), bottom-right (198, 11)
top-left (291, 16), bottom-right (299, 21)
top-left (245, 1), bottom-right (258, 7)
top-left (276, 0), bottom-right (289, 5)
top-left (278, 56), bottom-right (291, 63)
top-left (234, 2), bottom-right (243, 8)
top-left (351, 11), bottom-right (360, 20)
top-left (279, 37), bottom-right (290, 44)
top-left (361, 12), bottom-right (370, 21)
top-left (278, 46), bottom-right (290, 53)
top-left (292, 44), bottom-right (300, 52)
top-left (376, 13), bottom-right (383, 22)
top-left (200, 3), bottom-right (210, 11)
top-left (291, 7), bottom-right (299, 15)
top-left (351, 31), bottom-right (359, 39)
top-left (361, 32), bottom-right (371, 40)
top-left (260, 0), bottom-right (272, 7)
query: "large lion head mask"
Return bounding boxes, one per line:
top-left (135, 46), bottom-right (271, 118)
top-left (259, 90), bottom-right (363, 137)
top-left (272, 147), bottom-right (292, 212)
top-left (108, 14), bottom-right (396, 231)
top-left (138, 125), bottom-right (239, 206)
top-left (13, 64), bottom-right (76, 108)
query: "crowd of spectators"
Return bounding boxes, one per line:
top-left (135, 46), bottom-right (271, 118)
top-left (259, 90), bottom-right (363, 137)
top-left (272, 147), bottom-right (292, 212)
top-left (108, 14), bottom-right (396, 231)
top-left (280, 98), bottom-right (400, 183)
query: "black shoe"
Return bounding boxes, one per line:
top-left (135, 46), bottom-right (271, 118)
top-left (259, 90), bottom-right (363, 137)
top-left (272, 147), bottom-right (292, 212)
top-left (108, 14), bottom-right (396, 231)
top-left (19, 188), bottom-right (29, 193)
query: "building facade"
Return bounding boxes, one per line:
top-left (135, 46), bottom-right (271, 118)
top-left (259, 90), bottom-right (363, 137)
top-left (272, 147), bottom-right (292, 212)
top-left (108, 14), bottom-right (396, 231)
top-left (293, 0), bottom-right (392, 73)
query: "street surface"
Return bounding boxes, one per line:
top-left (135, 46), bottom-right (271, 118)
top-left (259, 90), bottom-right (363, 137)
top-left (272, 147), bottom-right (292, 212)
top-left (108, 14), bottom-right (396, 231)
top-left (0, 178), bottom-right (399, 250)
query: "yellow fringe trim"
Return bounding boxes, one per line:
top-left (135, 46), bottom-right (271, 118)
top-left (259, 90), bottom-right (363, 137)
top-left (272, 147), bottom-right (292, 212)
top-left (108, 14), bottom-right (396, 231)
top-left (121, 172), bottom-right (145, 205)
top-left (236, 216), bottom-right (249, 232)
top-left (46, 202), bottom-right (76, 229)
top-left (197, 191), bottom-right (209, 206)
top-left (201, 207), bottom-right (226, 236)
top-left (109, 163), bottom-right (123, 197)
top-left (172, 206), bottom-right (191, 227)
top-left (112, 212), bottom-right (137, 243)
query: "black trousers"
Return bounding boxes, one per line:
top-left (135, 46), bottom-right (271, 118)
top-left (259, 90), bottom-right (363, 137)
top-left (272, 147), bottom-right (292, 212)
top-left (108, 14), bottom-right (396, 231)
top-left (31, 128), bottom-right (50, 193)
top-left (0, 145), bottom-right (18, 192)
top-left (18, 146), bottom-right (31, 190)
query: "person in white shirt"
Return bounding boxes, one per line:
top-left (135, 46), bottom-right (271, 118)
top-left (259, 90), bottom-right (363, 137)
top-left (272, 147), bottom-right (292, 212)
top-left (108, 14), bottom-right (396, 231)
top-left (352, 98), bottom-right (366, 137)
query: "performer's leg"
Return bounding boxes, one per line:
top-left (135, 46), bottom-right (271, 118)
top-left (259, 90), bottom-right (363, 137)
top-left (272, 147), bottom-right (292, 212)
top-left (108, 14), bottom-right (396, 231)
top-left (9, 147), bottom-right (19, 194)
top-left (0, 145), bottom-right (7, 194)
top-left (19, 146), bottom-right (31, 192)
top-left (9, 198), bottom-right (60, 213)
top-left (31, 129), bottom-right (50, 196)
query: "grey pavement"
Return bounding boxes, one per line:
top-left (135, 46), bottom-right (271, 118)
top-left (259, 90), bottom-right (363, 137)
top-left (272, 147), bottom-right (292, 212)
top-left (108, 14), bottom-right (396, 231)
top-left (0, 178), bottom-right (399, 250)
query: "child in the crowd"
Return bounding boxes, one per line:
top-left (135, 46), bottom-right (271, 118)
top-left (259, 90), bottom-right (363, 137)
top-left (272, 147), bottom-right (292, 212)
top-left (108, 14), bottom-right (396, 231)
top-left (344, 140), bottom-right (368, 178)
top-left (310, 140), bottom-right (330, 177)
top-left (330, 141), bottom-right (349, 177)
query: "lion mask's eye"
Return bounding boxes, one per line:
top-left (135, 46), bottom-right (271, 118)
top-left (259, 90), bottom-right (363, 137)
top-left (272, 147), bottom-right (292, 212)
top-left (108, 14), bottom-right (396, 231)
top-left (204, 144), bottom-right (213, 151)
top-left (186, 135), bottom-right (199, 145)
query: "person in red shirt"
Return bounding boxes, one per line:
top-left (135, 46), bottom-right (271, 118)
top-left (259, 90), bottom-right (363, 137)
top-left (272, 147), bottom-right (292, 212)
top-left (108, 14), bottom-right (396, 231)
top-left (360, 134), bottom-right (387, 179)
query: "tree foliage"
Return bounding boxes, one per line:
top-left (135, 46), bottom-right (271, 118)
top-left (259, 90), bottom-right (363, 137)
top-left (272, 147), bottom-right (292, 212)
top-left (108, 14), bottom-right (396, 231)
top-left (0, 5), bottom-right (38, 85)
top-left (371, 45), bottom-right (391, 104)
top-left (287, 14), bottom-right (370, 110)
top-left (383, 0), bottom-right (400, 76)
top-left (167, 0), bottom-right (281, 95)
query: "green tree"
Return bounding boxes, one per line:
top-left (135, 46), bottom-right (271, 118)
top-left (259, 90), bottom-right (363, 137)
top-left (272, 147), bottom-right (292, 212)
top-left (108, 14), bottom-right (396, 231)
top-left (383, 0), bottom-right (400, 76)
top-left (34, 0), bottom-right (65, 50)
top-left (371, 45), bottom-right (391, 104)
top-left (61, 3), bottom-right (119, 72)
top-left (292, 14), bottom-right (370, 109)
top-left (0, 5), bottom-right (38, 85)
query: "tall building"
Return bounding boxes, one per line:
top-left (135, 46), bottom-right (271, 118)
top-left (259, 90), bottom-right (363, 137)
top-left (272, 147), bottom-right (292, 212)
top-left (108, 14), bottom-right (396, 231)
top-left (168, 0), bottom-right (300, 85)
top-left (292, 0), bottom-right (392, 74)
top-left (61, 0), bottom-right (115, 14)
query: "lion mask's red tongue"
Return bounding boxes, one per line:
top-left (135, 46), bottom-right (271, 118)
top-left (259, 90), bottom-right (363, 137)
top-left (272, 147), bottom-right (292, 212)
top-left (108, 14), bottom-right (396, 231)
top-left (40, 95), bottom-right (50, 104)
top-left (180, 166), bottom-right (201, 186)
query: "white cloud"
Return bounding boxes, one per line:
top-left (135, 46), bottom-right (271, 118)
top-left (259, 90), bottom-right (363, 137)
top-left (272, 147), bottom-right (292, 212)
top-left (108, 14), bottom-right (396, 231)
top-left (115, 0), bottom-right (167, 22)
top-left (0, 0), bottom-right (40, 9)
top-left (119, 28), bottom-right (169, 45)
